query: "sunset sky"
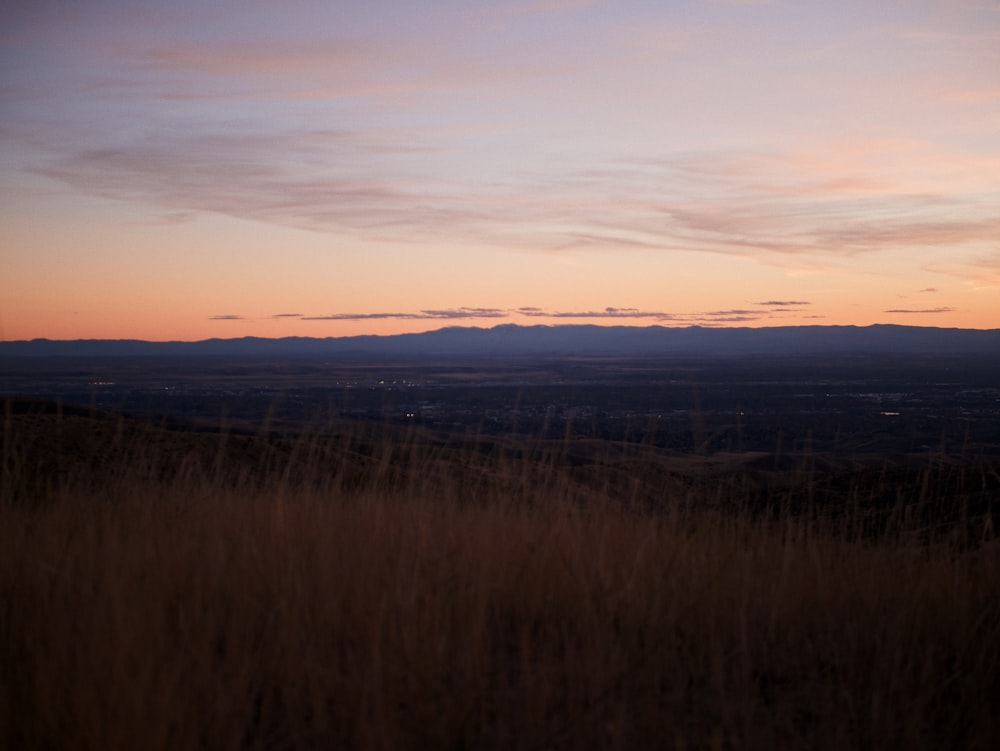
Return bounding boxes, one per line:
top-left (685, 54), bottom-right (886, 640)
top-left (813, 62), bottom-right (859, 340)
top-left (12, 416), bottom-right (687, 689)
top-left (2, 0), bottom-right (999, 341)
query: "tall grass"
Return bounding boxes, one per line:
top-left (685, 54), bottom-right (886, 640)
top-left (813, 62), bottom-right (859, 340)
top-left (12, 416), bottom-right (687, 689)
top-left (2, 399), bottom-right (999, 749)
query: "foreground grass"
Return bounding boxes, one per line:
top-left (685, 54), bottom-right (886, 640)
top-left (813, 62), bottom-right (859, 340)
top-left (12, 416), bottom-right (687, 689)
top-left (2, 402), bottom-right (1000, 749)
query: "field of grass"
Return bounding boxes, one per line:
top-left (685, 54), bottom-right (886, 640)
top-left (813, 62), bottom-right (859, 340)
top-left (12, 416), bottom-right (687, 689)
top-left (2, 398), bottom-right (1000, 749)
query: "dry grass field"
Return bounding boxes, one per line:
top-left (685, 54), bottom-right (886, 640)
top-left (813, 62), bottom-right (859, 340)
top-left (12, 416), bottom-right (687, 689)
top-left (2, 398), bottom-right (999, 749)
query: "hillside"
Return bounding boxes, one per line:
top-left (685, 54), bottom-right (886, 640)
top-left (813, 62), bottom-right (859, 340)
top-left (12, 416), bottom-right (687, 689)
top-left (4, 323), bottom-right (1000, 359)
top-left (3, 397), bottom-right (1000, 750)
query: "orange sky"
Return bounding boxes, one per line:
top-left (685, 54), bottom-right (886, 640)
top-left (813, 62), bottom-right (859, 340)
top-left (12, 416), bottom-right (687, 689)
top-left (2, 1), bottom-right (999, 341)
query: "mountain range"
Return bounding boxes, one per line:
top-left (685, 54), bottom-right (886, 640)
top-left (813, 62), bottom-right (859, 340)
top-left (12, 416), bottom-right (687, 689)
top-left (3, 324), bottom-right (1000, 359)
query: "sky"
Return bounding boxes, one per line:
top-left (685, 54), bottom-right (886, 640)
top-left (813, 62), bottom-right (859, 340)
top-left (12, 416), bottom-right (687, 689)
top-left (2, 0), bottom-right (999, 341)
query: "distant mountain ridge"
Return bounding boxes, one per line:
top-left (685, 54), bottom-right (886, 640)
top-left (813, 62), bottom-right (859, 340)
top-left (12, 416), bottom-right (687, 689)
top-left (3, 324), bottom-right (1000, 358)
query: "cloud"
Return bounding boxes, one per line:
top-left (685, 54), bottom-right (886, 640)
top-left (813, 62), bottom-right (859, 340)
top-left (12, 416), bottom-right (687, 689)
top-left (923, 252), bottom-right (1000, 289)
top-left (755, 300), bottom-right (811, 306)
top-left (301, 313), bottom-right (415, 321)
top-left (523, 307), bottom-right (678, 320)
top-left (209, 314), bottom-right (245, 320)
top-left (517, 306), bottom-right (771, 324)
top-left (293, 305), bottom-right (772, 325)
top-left (32, 131), bottom-right (496, 244)
top-left (300, 307), bottom-right (508, 321)
top-left (27, 121), bottom-right (1000, 278)
top-left (116, 11), bottom-right (617, 108)
top-left (917, 288), bottom-right (938, 293)
top-left (883, 307), bottom-right (955, 314)
top-left (420, 308), bottom-right (508, 319)
top-left (537, 149), bottom-right (1000, 262)
top-left (506, 0), bottom-right (601, 15)
top-left (141, 39), bottom-right (376, 79)
top-left (245, 302), bottom-right (820, 327)
top-left (690, 316), bottom-right (761, 324)
top-left (813, 217), bottom-right (1000, 253)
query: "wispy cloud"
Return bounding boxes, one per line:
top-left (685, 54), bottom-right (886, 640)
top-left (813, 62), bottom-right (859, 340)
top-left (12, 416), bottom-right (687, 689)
top-left (883, 307), bottom-right (955, 314)
top-left (922, 251), bottom-right (1000, 289)
top-left (209, 314), bottom-right (246, 320)
top-left (694, 317), bottom-right (761, 325)
top-left (517, 306), bottom-right (676, 320)
top-left (506, 0), bottom-right (602, 16)
top-left (272, 305), bottom-right (790, 326)
top-left (422, 308), bottom-right (508, 319)
top-left (300, 313), bottom-right (415, 321)
top-left (301, 308), bottom-right (508, 322)
top-left (35, 137), bottom-right (1000, 273)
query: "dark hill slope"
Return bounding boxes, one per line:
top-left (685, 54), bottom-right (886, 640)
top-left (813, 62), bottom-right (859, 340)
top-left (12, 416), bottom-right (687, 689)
top-left (4, 398), bottom-right (998, 545)
top-left (3, 324), bottom-right (1000, 359)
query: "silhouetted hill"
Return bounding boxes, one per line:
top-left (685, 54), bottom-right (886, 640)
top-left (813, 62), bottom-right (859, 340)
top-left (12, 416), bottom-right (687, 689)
top-left (2, 323), bottom-right (1000, 358)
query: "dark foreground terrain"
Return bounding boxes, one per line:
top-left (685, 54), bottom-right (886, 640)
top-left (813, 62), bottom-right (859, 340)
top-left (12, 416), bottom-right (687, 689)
top-left (2, 352), bottom-right (1000, 749)
top-left (5, 352), bottom-right (1000, 527)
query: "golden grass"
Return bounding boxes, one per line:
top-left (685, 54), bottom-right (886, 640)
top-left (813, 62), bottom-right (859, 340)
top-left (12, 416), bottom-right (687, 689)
top-left (2, 400), bottom-right (999, 749)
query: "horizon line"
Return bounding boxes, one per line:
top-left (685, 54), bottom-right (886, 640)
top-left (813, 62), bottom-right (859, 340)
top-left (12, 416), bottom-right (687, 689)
top-left (4, 321), bottom-right (1000, 345)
